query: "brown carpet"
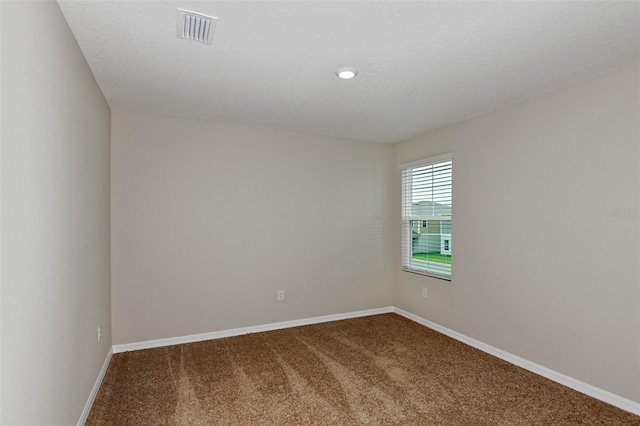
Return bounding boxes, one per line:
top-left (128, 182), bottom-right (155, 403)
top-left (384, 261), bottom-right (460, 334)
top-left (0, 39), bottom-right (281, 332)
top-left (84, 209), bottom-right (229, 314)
top-left (87, 314), bottom-right (639, 425)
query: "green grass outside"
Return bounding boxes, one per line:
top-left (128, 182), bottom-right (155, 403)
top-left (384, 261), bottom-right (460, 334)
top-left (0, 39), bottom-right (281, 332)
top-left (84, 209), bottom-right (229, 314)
top-left (412, 252), bottom-right (451, 264)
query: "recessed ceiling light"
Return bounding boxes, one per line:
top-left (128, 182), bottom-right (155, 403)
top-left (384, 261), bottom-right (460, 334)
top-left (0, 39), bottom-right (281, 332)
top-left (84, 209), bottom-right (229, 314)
top-left (336, 68), bottom-right (358, 80)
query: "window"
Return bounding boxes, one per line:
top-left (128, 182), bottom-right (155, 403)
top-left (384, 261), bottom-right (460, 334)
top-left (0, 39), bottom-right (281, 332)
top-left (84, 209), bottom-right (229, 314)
top-left (401, 154), bottom-right (452, 279)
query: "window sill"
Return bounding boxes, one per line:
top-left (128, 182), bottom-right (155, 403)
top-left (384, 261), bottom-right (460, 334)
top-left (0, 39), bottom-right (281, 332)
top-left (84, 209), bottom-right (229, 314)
top-left (402, 268), bottom-right (451, 282)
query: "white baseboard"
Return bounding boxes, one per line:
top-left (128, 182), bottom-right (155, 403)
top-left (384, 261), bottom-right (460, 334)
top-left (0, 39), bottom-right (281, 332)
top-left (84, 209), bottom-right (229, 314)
top-left (392, 307), bottom-right (640, 416)
top-left (107, 306), bottom-right (638, 416)
top-left (112, 306), bottom-right (393, 353)
top-left (77, 347), bottom-right (113, 426)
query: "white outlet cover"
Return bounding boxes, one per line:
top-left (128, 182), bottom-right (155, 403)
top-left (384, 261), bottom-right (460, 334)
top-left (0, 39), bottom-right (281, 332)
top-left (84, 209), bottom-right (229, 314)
top-left (421, 288), bottom-right (428, 299)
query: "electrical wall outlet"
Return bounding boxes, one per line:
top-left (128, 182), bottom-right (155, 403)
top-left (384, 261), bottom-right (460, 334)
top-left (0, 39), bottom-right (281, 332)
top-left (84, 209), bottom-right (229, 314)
top-left (277, 289), bottom-right (285, 301)
top-left (421, 287), bottom-right (428, 300)
top-left (98, 326), bottom-right (102, 342)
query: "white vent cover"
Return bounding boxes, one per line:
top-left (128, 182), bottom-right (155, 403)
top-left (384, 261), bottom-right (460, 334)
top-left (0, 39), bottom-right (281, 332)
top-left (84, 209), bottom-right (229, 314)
top-left (177, 9), bottom-right (217, 45)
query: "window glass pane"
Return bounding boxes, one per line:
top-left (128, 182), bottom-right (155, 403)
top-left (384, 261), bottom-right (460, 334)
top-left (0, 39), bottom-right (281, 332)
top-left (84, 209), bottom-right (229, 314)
top-left (410, 220), bottom-right (451, 276)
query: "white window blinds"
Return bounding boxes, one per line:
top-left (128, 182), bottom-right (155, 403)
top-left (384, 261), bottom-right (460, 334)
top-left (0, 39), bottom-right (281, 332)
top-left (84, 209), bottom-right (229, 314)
top-left (401, 154), bottom-right (452, 280)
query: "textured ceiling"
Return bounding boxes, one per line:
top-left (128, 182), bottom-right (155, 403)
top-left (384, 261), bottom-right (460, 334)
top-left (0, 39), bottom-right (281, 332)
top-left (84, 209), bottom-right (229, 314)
top-left (58, 1), bottom-right (639, 143)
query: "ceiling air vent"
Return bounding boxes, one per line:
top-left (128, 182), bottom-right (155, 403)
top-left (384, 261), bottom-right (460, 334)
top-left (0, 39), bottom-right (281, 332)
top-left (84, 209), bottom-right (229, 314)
top-left (176, 9), bottom-right (217, 45)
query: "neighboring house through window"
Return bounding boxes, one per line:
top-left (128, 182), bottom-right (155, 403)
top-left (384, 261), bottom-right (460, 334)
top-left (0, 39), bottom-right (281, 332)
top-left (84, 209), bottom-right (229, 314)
top-left (400, 153), bottom-right (452, 280)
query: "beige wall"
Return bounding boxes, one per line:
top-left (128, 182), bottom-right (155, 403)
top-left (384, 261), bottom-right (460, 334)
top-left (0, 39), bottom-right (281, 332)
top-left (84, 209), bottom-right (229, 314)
top-left (393, 65), bottom-right (640, 402)
top-left (0, 2), bottom-right (4, 420)
top-left (111, 110), bottom-right (394, 344)
top-left (1, 1), bottom-right (111, 424)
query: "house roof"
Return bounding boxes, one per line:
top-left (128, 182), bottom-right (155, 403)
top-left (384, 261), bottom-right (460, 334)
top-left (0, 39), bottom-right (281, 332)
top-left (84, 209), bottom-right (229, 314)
top-left (412, 201), bottom-right (451, 217)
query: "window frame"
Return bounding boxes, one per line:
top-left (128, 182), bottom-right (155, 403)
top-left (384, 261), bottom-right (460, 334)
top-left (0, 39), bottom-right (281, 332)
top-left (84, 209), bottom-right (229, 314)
top-left (400, 153), bottom-right (453, 281)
